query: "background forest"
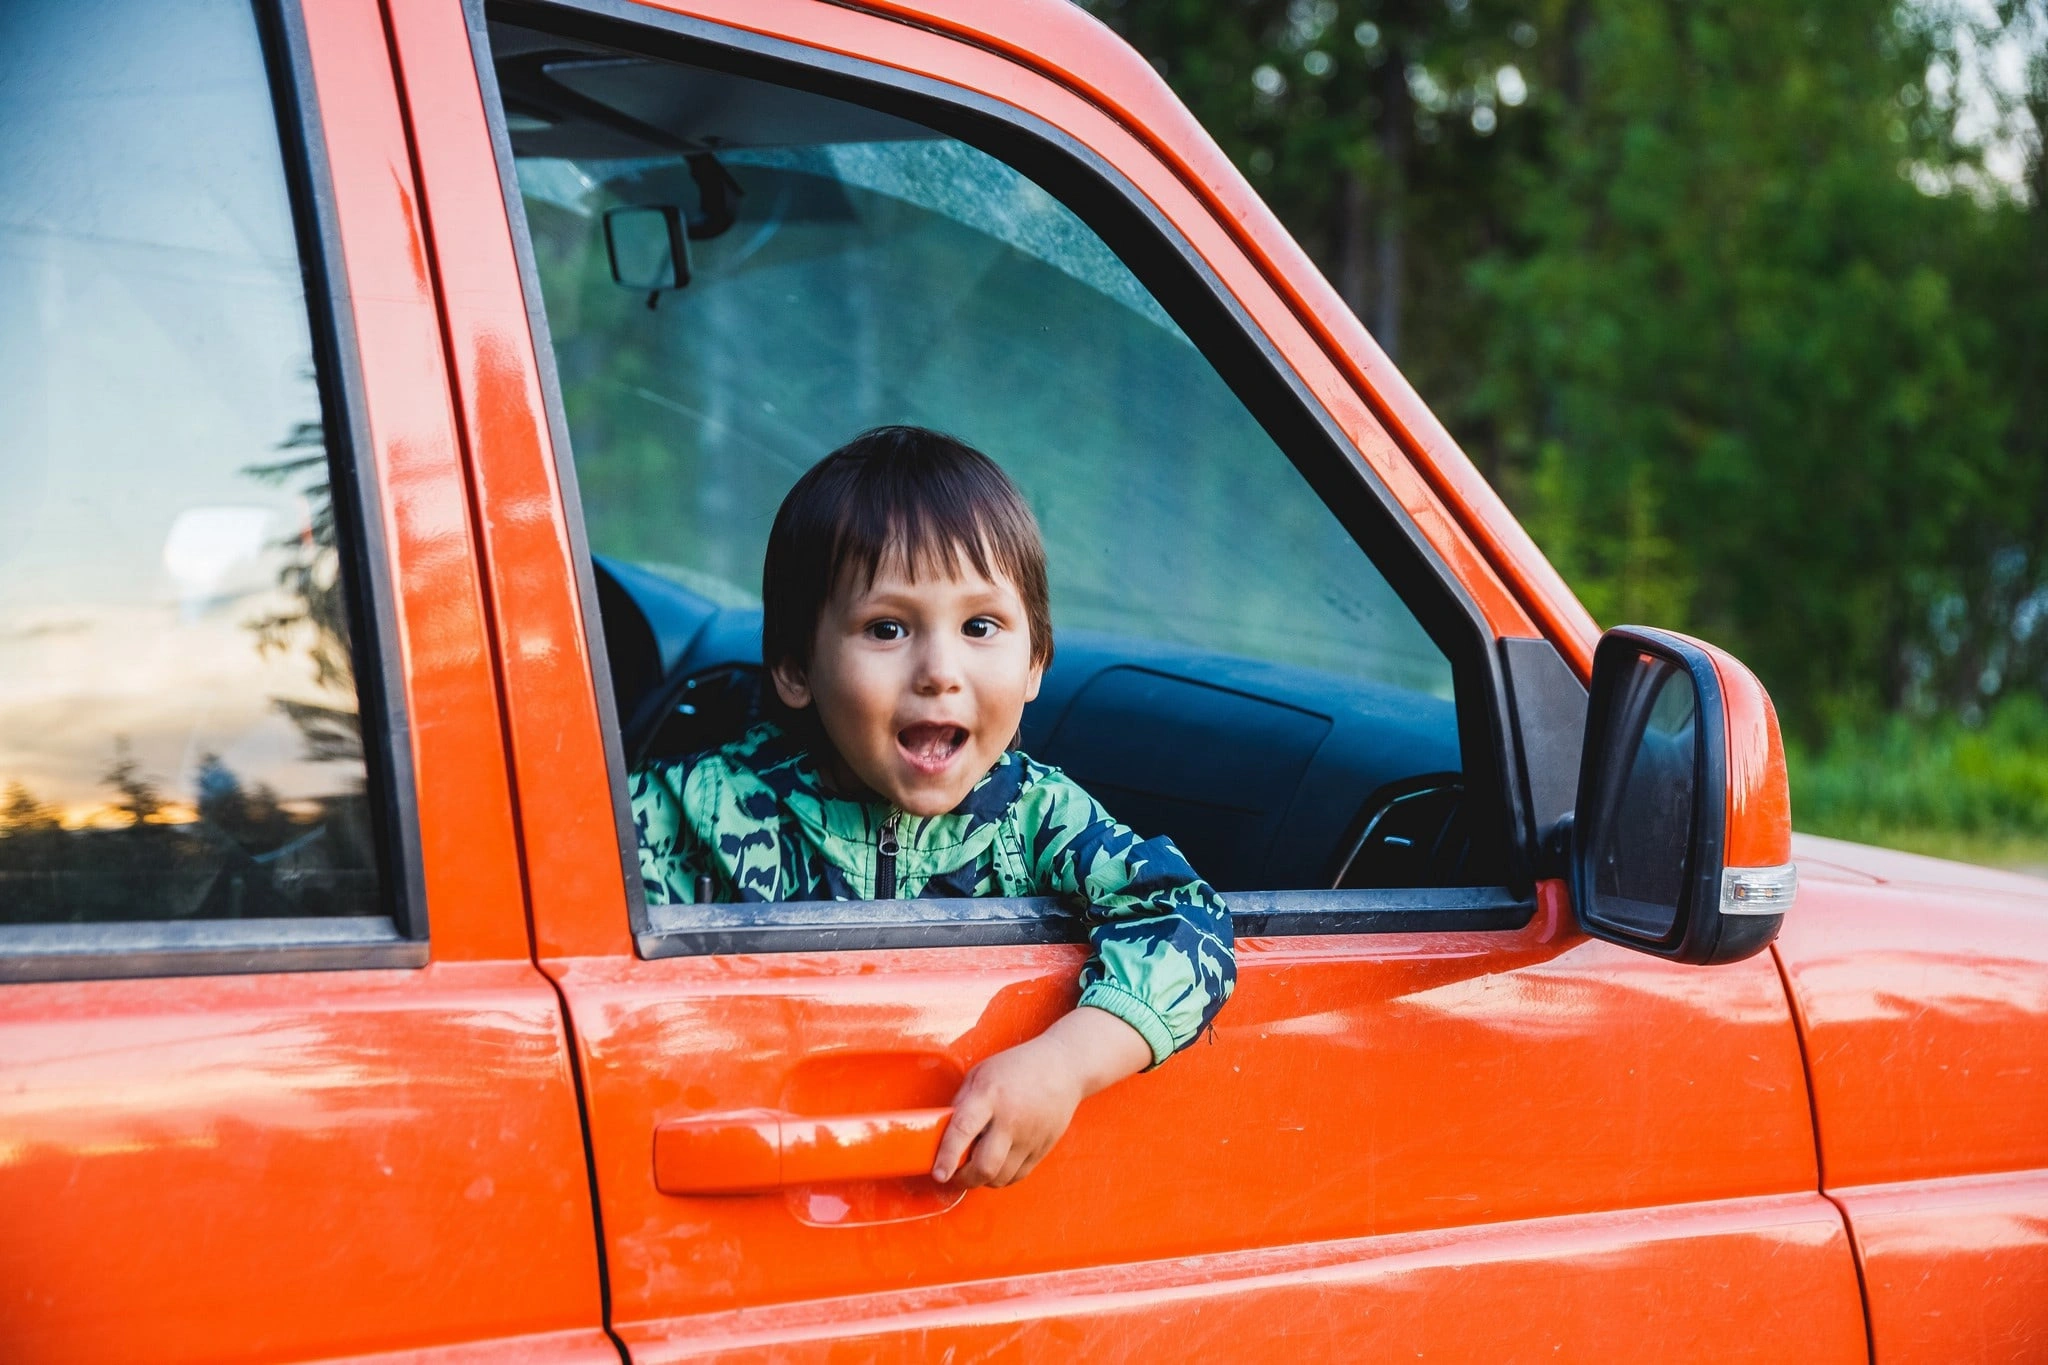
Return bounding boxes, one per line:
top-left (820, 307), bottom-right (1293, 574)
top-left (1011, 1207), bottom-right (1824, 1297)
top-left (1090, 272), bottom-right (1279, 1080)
top-left (1081, 0), bottom-right (2048, 867)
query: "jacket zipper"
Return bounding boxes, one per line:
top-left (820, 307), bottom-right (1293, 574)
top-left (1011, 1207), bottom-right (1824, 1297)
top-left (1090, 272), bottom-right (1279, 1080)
top-left (876, 813), bottom-right (901, 901)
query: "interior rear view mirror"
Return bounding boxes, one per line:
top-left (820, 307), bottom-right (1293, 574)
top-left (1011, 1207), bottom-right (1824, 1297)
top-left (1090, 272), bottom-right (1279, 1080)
top-left (1566, 626), bottom-right (1796, 965)
top-left (604, 204), bottom-right (689, 294)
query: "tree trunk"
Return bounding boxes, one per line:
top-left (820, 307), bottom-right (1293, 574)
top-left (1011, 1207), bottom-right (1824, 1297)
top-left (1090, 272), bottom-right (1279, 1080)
top-left (1374, 47), bottom-right (1409, 362)
top-left (1337, 169), bottom-right (1371, 318)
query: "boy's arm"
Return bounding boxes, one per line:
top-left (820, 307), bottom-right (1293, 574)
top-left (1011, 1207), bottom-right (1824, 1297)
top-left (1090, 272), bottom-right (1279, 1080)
top-left (930, 1003), bottom-right (1151, 1186)
top-left (1027, 772), bottom-right (1237, 1066)
top-left (628, 761), bottom-right (723, 904)
top-left (933, 771), bottom-right (1235, 1188)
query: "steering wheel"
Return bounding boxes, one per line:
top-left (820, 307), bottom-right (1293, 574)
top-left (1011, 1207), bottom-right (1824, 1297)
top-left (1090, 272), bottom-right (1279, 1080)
top-left (622, 660), bottom-right (768, 771)
top-left (1327, 773), bottom-right (1470, 889)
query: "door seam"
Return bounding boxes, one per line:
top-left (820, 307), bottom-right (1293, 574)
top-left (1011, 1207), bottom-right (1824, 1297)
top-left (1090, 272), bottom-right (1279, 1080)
top-left (373, 1), bottom-right (626, 1358)
top-left (1769, 942), bottom-right (1876, 1364)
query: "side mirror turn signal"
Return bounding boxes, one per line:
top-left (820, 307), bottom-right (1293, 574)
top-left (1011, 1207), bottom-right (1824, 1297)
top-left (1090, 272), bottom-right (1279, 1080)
top-left (1565, 626), bottom-right (1795, 965)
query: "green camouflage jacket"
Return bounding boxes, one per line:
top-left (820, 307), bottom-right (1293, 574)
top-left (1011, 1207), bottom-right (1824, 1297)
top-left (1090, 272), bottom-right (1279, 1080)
top-left (630, 722), bottom-right (1235, 1066)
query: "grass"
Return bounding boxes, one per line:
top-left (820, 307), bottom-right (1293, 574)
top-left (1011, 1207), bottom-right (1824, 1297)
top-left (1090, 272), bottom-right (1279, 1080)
top-left (1786, 694), bottom-right (2048, 874)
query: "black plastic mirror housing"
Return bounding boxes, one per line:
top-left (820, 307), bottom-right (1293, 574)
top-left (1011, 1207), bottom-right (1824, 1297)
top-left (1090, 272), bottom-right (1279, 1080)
top-left (1570, 626), bottom-right (1796, 965)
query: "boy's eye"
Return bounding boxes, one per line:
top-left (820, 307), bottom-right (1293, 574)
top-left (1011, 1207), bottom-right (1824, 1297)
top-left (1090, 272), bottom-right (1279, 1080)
top-left (962, 617), bottom-right (1000, 639)
top-left (865, 620), bottom-right (905, 642)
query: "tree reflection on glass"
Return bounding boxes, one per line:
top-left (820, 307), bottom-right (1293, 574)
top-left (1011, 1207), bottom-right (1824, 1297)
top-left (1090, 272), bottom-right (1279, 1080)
top-left (0, 413), bottom-right (380, 928)
top-left (244, 413), bottom-right (365, 772)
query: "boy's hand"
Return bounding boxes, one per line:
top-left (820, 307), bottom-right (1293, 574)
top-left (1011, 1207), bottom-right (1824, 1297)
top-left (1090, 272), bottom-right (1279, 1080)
top-left (931, 1005), bottom-right (1152, 1188)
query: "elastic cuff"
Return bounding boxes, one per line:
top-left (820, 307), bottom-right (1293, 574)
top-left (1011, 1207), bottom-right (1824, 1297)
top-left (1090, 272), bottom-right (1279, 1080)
top-left (1077, 981), bottom-right (1178, 1069)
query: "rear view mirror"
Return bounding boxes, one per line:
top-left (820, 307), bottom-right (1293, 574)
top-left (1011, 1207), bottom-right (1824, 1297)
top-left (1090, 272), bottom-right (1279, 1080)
top-left (604, 204), bottom-right (689, 293)
top-left (1568, 626), bottom-right (1795, 964)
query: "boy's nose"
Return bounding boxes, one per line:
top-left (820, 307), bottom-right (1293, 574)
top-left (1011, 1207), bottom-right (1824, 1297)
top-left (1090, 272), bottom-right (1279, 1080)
top-left (912, 637), bottom-right (965, 693)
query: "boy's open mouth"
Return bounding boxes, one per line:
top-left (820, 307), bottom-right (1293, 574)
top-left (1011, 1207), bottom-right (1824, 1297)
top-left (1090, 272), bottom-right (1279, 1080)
top-left (897, 722), bottom-right (970, 774)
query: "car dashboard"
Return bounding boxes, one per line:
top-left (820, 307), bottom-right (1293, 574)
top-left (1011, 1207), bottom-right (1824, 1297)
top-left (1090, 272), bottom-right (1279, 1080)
top-left (592, 555), bottom-right (1478, 891)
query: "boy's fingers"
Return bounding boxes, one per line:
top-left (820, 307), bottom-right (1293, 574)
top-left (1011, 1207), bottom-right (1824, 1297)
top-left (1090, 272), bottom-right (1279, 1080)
top-left (932, 1094), bottom-right (992, 1183)
top-left (993, 1142), bottom-right (1037, 1187)
top-left (961, 1126), bottom-right (1013, 1188)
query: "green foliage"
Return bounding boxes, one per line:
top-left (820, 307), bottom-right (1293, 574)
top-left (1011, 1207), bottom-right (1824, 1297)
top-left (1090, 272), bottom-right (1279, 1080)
top-left (1082, 0), bottom-right (2048, 739)
top-left (1790, 694), bottom-right (2048, 863)
top-left (1471, 0), bottom-right (2038, 726)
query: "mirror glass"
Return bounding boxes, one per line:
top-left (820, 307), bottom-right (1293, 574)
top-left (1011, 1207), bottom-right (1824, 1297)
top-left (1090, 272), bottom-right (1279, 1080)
top-left (1583, 652), bottom-right (1699, 939)
top-left (604, 205), bottom-right (684, 291)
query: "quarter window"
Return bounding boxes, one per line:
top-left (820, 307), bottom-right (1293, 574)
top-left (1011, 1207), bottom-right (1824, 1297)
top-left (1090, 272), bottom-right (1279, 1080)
top-left (0, 0), bottom-right (386, 933)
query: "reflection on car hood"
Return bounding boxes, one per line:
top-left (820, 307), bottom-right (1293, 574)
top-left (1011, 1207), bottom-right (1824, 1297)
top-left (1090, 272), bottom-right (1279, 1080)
top-left (1793, 831), bottom-right (2048, 902)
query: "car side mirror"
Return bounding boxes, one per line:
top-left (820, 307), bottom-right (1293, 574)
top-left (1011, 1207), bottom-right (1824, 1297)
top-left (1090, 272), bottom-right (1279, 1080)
top-left (1565, 626), bottom-right (1796, 965)
top-left (604, 204), bottom-right (689, 293)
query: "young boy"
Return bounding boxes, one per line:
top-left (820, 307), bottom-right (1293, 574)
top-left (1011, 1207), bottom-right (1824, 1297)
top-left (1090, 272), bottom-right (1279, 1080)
top-left (630, 426), bottom-right (1235, 1189)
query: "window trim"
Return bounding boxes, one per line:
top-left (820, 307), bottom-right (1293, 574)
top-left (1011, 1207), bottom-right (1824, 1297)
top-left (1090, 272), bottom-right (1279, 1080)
top-left (636, 889), bottom-right (1537, 959)
top-left (1, 0), bottom-right (430, 983)
top-left (0, 921), bottom-right (427, 986)
top-left (467, 0), bottom-right (1545, 955)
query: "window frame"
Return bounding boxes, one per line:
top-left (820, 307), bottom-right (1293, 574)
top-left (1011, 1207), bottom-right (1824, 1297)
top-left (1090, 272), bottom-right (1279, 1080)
top-left (0, 0), bottom-right (429, 983)
top-left (469, 0), bottom-right (1550, 956)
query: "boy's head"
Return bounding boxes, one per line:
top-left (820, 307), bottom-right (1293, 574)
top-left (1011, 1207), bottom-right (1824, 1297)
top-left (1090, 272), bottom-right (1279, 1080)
top-left (763, 426), bottom-right (1052, 815)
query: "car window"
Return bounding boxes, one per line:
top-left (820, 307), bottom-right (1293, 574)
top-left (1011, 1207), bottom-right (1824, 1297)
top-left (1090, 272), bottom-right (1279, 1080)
top-left (0, 0), bottom-right (388, 936)
top-left (492, 20), bottom-right (1497, 917)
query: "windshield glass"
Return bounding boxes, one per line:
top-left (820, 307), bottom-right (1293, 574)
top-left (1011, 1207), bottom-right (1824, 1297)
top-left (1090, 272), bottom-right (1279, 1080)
top-left (511, 68), bottom-right (1451, 696)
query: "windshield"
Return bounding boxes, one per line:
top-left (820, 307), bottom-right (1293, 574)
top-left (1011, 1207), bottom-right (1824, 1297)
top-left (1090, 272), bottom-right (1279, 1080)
top-left (507, 49), bottom-right (1451, 696)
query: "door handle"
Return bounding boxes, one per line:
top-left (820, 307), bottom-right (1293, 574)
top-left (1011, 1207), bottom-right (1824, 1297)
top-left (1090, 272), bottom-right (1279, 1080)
top-left (653, 1107), bottom-right (953, 1195)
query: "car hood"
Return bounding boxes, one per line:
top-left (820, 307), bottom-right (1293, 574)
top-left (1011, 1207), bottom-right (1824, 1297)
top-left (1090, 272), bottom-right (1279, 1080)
top-left (1793, 831), bottom-right (2048, 904)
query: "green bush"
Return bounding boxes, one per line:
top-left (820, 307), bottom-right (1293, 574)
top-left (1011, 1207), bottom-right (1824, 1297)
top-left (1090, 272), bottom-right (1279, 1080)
top-left (1788, 695), bottom-right (2048, 866)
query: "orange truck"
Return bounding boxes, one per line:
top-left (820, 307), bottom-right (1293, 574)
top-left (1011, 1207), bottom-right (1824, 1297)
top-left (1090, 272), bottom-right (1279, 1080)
top-left (1, 1), bottom-right (2042, 1361)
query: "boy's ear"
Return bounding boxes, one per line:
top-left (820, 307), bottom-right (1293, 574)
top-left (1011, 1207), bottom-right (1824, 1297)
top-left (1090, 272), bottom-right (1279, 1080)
top-left (1024, 658), bottom-right (1044, 705)
top-left (770, 657), bottom-right (814, 710)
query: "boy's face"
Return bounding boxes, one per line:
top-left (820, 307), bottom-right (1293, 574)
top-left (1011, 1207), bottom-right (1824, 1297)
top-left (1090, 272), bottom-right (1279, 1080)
top-left (772, 550), bottom-right (1043, 817)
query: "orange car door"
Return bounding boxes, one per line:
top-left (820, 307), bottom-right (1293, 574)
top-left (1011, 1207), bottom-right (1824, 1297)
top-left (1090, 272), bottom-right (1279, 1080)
top-left (0, 2), bottom-right (604, 1361)
top-left (390, 0), bottom-right (1867, 1357)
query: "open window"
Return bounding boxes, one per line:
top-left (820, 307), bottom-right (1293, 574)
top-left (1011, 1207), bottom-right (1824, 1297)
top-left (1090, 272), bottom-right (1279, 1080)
top-left (480, 2), bottom-right (1533, 950)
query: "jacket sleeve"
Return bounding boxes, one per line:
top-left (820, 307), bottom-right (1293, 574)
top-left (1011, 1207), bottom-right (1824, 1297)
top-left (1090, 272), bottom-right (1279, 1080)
top-left (1016, 768), bottom-right (1235, 1067)
top-left (629, 759), bottom-right (723, 905)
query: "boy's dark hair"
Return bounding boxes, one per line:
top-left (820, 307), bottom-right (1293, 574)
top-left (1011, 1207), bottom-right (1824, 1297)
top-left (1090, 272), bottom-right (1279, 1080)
top-left (762, 426), bottom-right (1053, 673)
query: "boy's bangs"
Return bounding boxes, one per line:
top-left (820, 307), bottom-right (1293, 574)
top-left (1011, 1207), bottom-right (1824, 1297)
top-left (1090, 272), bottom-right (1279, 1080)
top-left (763, 426), bottom-right (1053, 671)
top-left (835, 506), bottom-right (1012, 596)
top-left (828, 456), bottom-right (1041, 612)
